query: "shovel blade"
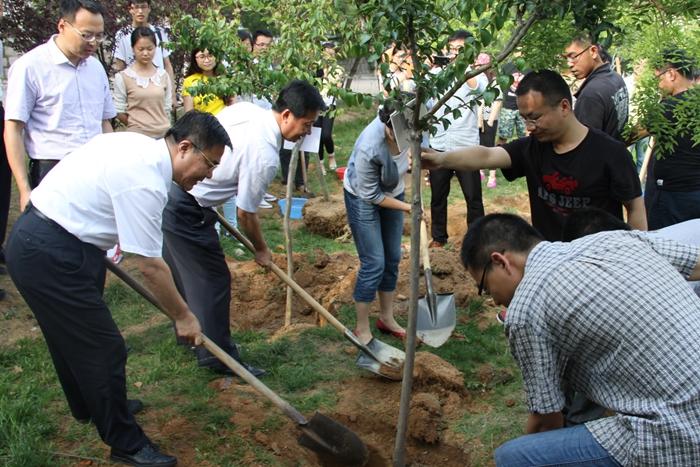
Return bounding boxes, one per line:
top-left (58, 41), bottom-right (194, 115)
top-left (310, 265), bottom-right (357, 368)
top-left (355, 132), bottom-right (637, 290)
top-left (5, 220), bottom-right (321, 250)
top-left (298, 412), bottom-right (369, 466)
top-left (417, 293), bottom-right (456, 347)
top-left (355, 338), bottom-right (405, 381)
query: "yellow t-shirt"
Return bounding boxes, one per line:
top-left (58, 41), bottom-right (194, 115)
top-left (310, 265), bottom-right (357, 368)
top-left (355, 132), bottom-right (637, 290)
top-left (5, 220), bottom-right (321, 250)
top-left (182, 73), bottom-right (225, 115)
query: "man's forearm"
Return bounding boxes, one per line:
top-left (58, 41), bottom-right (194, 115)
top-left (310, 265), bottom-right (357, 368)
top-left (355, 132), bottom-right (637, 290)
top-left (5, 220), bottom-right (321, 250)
top-left (238, 208), bottom-right (268, 254)
top-left (4, 121), bottom-right (31, 201)
top-left (440, 145), bottom-right (510, 171)
top-left (136, 256), bottom-right (191, 321)
top-left (525, 412), bottom-right (564, 434)
top-left (102, 119), bottom-right (113, 133)
top-left (624, 197), bottom-right (647, 231)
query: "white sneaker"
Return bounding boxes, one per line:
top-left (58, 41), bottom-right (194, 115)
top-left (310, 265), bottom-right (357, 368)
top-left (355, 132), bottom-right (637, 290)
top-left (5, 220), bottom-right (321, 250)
top-left (263, 192), bottom-right (277, 202)
top-left (259, 199), bottom-right (273, 209)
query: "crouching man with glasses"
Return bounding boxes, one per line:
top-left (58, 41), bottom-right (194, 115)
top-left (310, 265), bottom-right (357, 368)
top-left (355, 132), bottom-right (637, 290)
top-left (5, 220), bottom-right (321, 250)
top-left (460, 213), bottom-right (700, 466)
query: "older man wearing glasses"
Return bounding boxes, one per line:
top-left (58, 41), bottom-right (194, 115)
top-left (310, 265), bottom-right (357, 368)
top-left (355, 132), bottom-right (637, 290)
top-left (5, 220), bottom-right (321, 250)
top-left (564, 34), bottom-right (629, 142)
top-left (4, 0), bottom-right (115, 212)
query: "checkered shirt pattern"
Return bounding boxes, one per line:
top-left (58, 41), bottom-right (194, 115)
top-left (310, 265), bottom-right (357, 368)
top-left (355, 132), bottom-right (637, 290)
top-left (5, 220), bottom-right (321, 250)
top-left (506, 230), bottom-right (700, 466)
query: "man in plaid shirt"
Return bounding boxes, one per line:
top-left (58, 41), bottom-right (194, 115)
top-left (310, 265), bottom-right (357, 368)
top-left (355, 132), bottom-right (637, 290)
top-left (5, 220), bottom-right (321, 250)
top-left (460, 213), bottom-right (700, 466)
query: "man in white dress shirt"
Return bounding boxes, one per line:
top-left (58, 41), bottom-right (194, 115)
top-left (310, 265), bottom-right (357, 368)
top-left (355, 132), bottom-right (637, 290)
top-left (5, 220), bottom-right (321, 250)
top-left (162, 80), bottom-right (326, 376)
top-left (428, 29), bottom-right (488, 247)
top-left (4, 0), bottom-right (116, 211)
top-left (6, 111), bottom-right (230, 467)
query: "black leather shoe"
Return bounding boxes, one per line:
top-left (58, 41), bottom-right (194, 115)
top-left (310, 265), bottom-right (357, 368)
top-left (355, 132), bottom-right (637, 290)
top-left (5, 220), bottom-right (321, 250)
top-left (208, 361), bottom-right (267, 378)
top-left (110, 442), bottom-right (176, 466)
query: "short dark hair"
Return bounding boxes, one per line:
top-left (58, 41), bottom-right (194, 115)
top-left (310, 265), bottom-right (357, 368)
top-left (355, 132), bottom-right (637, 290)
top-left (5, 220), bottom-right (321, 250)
top-left (130, 26), bottom-right (156, 48)
top-left (516, 69), bottom-right (573, 108)
top-left (128, 0), bottom-right (151, 6)
top-left (253, 29), bottom-right (273, 44)
top-left (561, 208), bottom-right (630, 241)
top-left (377, 99), bottom-right (399, 127)
top-left (59, 0), bottom-right (105, 21)
top-left (166, 111), bottom-right (232, 151)
top-left (661, 48), bottom-right (696, 80)
top-left (272, 80), bottom-right (327, 117)
top-left (460, 213), bottom-right (543, 271)
top-left (570, 33), bottom-right (594, 47)
top-left (448, 30), bottom-right (472, 43)
top-left (237, 29), bottom-right (252, 42)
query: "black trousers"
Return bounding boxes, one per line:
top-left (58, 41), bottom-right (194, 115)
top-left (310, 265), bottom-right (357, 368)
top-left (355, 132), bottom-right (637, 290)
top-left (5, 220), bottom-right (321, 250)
top-left (0, 104), bottom-right (11, 259)
top-left (29, 159), bottom-right (60, 189)
top-left (279, 148), bottom-right (309, 188)
top-left (6, 207), bottom-right (147, 452)
top-left (317, 114), bottom-right (335, 160)
top-left (428, 166), bottom-right (484, 244)
top-left (161, 184), bottom-right (239, 367)
top-left (479, 121), bottom-right (498, 147)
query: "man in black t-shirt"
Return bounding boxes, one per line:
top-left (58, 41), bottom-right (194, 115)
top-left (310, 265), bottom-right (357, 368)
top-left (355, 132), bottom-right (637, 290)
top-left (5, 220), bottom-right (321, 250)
top-left (564, 35), bottom-right (629, 142)
top-left (422, 69), bottom-right (647, 241)
top-left (645, 49), bottom-right (700, 229)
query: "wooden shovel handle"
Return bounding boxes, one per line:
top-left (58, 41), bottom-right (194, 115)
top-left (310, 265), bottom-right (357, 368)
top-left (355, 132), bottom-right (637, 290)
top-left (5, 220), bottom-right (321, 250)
top-left (216, 213), bottom-right (350, 335)
top-left (419, 218), bottom-right (431, 270)
top-left (104, 260), bottom-right (308, 426)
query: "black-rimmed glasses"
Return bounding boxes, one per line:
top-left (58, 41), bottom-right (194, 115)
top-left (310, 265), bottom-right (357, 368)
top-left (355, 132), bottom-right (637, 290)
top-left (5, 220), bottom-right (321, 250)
top-left (477, 258), bottom-right (493, 296)
top-left (562, 47), bottom-right (590, 63)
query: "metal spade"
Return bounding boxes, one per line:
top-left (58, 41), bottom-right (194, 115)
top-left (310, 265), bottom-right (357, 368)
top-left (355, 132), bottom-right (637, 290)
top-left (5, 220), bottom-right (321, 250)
top-left (216, 213), bottom-right (405, 381)
top-left (104, 260), bottom-right (369, 466)
top-left (416, 219), bottom-right (456, 347)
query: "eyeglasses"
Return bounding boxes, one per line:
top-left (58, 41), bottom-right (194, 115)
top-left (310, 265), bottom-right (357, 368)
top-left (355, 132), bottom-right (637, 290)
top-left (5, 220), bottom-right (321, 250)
top-left (65, 21), bottom-right (105, 43)
top-left (477, 258), bottom-right (493, 296)
top-left (562, 46), bottom-right (590, 63)
top-left (654, 68), bottom-right (670, 79)
top-left (521, 113), bottom-right (545, 128)
top-left (192, 144), bottom-right (219, 169)
top-left (130, 3), bottom-right (150, 10)
top-left (195, 53), bottom-right (214, 61)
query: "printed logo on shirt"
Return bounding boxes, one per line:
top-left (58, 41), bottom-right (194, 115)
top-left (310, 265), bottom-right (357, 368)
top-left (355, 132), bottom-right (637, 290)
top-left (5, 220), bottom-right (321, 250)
top-left (538, 172), bottom-right (591, 213)
top-left (612, 86), bottom-right (629, 132)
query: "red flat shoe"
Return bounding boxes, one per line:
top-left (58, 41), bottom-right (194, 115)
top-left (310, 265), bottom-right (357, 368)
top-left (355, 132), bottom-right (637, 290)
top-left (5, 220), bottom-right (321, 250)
top-left (375, 318), bottom-right (407, 339)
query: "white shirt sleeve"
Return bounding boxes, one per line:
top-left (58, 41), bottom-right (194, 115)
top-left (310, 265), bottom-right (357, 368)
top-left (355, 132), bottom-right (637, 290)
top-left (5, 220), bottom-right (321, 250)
top-left (113, 72), bottom-right (127, 113)
top-left (236, 140), bottom-right (279, 213)
top-left (4, 58), bottom-right (36, 123)
top-left (112, 186), bottom-right (166, 257)
top-left (100, 67), bottom-right (117, 120)
top-left (158, 27), bottom-right (172, 59)
top-left (113, 30), bottom-right (129, 63)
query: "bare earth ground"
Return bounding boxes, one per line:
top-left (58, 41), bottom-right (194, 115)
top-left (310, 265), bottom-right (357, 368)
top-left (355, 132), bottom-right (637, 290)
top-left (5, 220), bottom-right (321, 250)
top-left (0, 192), bottom-right (529, 466)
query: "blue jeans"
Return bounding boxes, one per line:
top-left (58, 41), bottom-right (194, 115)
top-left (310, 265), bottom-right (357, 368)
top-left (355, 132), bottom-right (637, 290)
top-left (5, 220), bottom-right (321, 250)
top-left (344, 189), bottom-right (404, 303)
top-left (495, 424), bottom-right (620, 466)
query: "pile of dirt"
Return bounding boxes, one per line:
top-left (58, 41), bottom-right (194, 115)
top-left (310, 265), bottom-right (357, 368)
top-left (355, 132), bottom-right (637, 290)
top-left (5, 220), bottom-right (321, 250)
top-left (302, 194), bottom-right (349, 239)
top-left (204, 350), bottom-right (471, 466)
top-left (228, 244), bottom-right (477, 333)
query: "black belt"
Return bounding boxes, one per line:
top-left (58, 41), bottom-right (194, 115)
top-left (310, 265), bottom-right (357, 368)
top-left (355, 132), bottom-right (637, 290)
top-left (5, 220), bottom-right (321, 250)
top-left (27, 202), bottom-right (63, 230)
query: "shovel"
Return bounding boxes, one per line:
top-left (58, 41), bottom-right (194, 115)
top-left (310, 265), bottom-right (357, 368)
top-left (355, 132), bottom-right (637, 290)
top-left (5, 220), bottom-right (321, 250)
top-left (216, 212), bottom-right (405, 381)
top-left (104, 259), bottom-right (369, 466)
top-left (416, 219), bottom-right (456, 347)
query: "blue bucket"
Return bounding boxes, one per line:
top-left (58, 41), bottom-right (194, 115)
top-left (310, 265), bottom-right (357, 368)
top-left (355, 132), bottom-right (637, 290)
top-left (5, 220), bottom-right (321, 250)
top-left (278, 197), bottom-right (308, 219)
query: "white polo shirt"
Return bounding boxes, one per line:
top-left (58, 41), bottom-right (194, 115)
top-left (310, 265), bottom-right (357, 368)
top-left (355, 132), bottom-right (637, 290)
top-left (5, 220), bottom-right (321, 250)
top-left (430, 72), bottom-right (487, 151)
top-left (31, 133), bottom-right (172, 257)
top-left (189, 102), bottom-right (281, 213)
top-left (4, 36), bottom-right (116, 160)
top-left (113, 25), bottom-right (171, 69)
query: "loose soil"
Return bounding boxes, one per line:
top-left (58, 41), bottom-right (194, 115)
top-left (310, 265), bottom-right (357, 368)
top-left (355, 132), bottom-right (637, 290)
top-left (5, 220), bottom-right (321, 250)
top-left (2, 183), bottom-right (530, 466)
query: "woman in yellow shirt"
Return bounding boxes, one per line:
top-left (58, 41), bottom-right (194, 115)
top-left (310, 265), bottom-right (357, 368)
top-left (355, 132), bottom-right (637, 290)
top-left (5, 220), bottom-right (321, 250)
top-left (182, 48), bottom-right (226, 115)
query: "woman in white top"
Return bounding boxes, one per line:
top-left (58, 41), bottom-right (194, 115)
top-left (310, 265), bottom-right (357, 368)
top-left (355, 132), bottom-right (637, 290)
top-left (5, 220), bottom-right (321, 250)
top-left (113, 27), bottom-right (172, 138)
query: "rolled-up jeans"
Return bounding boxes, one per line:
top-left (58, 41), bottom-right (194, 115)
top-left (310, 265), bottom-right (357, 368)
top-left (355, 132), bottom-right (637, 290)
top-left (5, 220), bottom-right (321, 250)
top-left (495, 424), bottom-right (620, 467)
top-left (344, 189), bottom-right (404, 303)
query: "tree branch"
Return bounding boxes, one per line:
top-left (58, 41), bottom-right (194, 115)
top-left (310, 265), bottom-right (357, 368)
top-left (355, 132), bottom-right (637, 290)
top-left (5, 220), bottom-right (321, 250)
top-left (423, 10), bottom-right (540, 122)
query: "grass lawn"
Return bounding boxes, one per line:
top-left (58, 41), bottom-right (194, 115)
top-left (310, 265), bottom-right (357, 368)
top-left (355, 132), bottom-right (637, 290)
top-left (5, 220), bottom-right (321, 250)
top-left (0, 104), bottom-right (529, 466)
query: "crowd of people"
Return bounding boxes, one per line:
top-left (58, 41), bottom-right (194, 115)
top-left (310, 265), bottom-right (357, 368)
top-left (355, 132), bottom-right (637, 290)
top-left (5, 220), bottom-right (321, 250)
top-left (1, 0), bottom-right (699, 465)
